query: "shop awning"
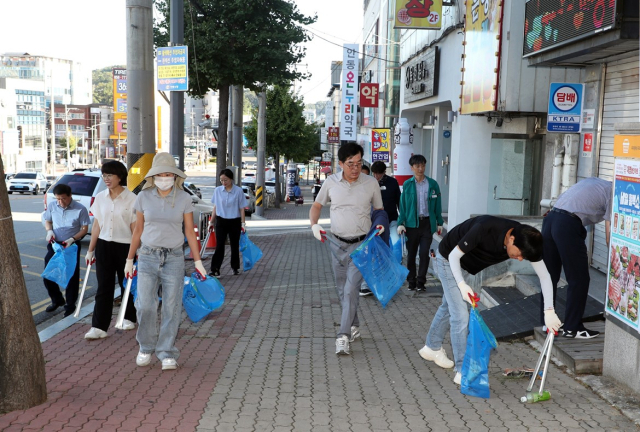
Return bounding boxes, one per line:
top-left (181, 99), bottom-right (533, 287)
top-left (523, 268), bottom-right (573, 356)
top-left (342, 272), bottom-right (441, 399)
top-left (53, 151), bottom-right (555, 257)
top-left (320, 167), bottom-right (332, 174)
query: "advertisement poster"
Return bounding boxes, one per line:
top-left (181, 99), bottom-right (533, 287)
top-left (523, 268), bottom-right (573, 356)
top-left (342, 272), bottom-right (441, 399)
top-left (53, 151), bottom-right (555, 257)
top-left (156, 46), bottom-right (189, 91)
top-left (607, 158), bottom-right (640, 332)
top-left (372, 128), bottom-right (391, 163)
top-left (547, 83), bottom-right (584, 133)
top-left (327, 127), bottom-right (340, 144)
top-left (394, 0), bottom-right (442, 30)
top-left (111, 68), bottom-right (128, 140)
top-left (460, 0), bottom-right (503, 114)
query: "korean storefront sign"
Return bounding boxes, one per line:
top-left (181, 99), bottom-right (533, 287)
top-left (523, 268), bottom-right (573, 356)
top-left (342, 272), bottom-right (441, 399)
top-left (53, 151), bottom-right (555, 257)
top-left (607, 156), bottom-right (640, 332)
top-left (372, 128), bottom-right (391, 163)
top-left (327, 127), bottom-right (340, 144)
top-left (340, 44), bottom-right (359, 141)
top-left (394, 0), bottom-right (442, 30)
top-left (360, 83), bottom-right (379, 108)
top-left (460, 0), bottom-right (504, 114)
top-left (403, 46), bottom-right (439, 103)
top-left (547, 83), bottom-right (584, 133)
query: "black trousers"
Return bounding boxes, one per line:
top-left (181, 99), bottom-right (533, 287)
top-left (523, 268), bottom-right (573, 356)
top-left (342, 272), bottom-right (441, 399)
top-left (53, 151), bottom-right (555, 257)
top-left (406, 217), bottom-right (433, 288)
top-left (43, 241), bottom-right (82, 315)
top-left (210, 216), bottom-right (241, 272)
top-left (541, 210), bottom-right (590, 331)
top-left (92, 238), bottom-right (137, 331)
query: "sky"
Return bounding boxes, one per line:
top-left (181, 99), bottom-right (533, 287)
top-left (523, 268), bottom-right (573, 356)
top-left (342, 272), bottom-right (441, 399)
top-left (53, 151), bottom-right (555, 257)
top-left (0, 0), bottom-right (363, 105)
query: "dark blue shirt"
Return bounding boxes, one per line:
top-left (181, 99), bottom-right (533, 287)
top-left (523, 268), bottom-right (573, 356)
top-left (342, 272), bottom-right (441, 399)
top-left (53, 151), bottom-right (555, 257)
top-left (377, 175), bottom-right (401, 222)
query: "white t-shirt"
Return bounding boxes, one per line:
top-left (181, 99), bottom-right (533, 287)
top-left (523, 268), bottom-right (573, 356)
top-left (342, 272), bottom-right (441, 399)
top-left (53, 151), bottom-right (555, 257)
top-left (90, 188), bottom-right (137, 244)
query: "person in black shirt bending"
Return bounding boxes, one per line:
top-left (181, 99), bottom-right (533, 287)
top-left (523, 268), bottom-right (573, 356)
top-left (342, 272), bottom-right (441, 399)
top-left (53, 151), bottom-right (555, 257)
top-left (417, 215), bottom-right (561, 385)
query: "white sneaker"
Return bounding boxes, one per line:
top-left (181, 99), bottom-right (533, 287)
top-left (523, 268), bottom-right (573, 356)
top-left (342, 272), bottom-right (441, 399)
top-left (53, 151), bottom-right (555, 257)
top-left (454, 372), bottom-right (462, 385)
top-left (162, 358), bottom-right (178, 371)
top-left (84, 327), bottom-right (108, 340)
top-left (121, 319), bottom-right (136, 330)
top-left (136, 351), bottom-right (152, 367)
top-left (335, 335), bottom-right (350, 355)
top-left (350, 326), bottom-right (361, 342)
top-left (419, 345), bottom-right (454, 369)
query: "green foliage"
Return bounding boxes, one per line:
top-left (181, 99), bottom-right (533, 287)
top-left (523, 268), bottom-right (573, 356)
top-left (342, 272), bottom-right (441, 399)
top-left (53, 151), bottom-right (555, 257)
top-left (244, 91), bottom-right (258, 115)
top-left (244, 85), bottom-right (318, 163)
top-left (153, 0), bottom-right (316, 96)
top-left (92, 66), bottom-right (124, 105)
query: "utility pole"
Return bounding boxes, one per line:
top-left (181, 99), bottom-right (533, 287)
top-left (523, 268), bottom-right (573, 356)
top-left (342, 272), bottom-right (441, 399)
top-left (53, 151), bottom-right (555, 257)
top-left (232, 85), bottom-right (243, 184)
top-left (255, 88), bottom-right (266, 217)
top-left (227, 85), bottom-right (234, 168)
top-left (169, 0), bottom-right (184, 171)
top-left (126, 0), bottom-right (156, 193)
top-left (49, 73), bottom-right (56, 175)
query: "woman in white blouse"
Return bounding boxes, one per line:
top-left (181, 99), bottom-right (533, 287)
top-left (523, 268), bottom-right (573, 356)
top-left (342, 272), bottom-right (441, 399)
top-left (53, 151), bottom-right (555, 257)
top-left (84, 161), bottom-right (138, 339)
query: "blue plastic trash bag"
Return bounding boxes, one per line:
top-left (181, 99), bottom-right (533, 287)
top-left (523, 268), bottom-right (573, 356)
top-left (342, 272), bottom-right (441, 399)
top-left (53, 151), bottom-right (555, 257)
top-left (239, 232), bottom-right (263, 271)
top-left (182, 273), bottom-right (225, 323)
top-left (390, 234), bottom-right (404, 264)
top-left (350, 233), bottom-right (409, 308)
top-left (41, 243), bottom-right (78, 288)
top-left (461, 307), bottom-right (498, 398)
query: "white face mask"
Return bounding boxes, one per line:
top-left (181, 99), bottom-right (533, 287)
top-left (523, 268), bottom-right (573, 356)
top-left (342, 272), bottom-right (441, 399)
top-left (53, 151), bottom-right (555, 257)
top-left (154, 176), bottom-right (175, 191)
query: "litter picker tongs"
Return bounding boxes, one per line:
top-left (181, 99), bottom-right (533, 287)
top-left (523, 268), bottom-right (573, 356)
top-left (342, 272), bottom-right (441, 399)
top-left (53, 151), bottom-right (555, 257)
top-left (521, 330), bottom-right (555, 403)
top-left (73, 264), bottom-right (93, 318)
top-left (115, 265), bottom-right (136, 330)
top-left (200, 228), bottom-right (212, 257)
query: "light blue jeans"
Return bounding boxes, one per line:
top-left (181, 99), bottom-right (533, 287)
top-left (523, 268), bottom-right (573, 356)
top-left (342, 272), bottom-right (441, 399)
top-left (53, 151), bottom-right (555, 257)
top-left (135, 244), bottom-right (185, 361)
top-left (425, 250), bottom-right (470, 372)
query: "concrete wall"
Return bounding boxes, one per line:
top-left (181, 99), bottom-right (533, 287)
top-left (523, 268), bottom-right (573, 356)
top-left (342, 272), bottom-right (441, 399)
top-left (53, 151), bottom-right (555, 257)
top-left (603, 319), bottom-right (640, 394)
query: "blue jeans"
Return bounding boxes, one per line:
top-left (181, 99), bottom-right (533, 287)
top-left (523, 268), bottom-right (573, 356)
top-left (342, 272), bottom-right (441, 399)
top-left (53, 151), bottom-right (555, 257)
top-left (426, 250), bottom-right (470, 371)
top-left (135, 244), bottom-right (185, 361)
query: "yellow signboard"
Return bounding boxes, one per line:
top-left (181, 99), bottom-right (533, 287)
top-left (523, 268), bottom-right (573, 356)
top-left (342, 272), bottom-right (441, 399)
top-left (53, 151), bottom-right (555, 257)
top-left (614, 135), bottom-right (640, 158)
top-left (112, 68), bottom-right (128, 139)
top-left (394, 0), bottom-right (442, 30)
top-left (459, 0), bottom-right (503, 114)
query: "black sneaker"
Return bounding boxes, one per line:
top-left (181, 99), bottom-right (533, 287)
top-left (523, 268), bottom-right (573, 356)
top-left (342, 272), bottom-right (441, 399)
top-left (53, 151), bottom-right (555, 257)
top-left (359, 288), bottom-right (373, 297)
top-left (209, 269), bottom-right (220, 277)
top-left (563, 328), bottom-right (600, 339)
top-left (233, 269), bottom-right (240, 276)
top-left (407, 286), bottom-right (416, 291)
top-left (416, 286), bottom-right (426, 292)
top-left (45, 301), bottom-right (65, 313)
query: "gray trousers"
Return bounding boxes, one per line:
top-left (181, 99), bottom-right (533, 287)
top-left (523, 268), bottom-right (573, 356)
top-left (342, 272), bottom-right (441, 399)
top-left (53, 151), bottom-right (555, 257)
top-left (329, 239), bottom-right (363, 337)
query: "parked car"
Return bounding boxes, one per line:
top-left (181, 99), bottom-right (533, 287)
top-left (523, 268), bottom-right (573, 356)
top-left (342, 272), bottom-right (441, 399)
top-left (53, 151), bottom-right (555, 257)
top-left (265, 180), bottom-right (276, 195)
top-left (7, 172), bottom-right (48, 195)
top-left (45, 175), bottom-right (58, 192)
top-left (44, 169), bottom-right (106, 234)
top-left (183, 181), bottom-right (202, 199)
top-left (4, 172), bottom-right (15, 181)
top-left (242, 185), bottom-right (256, 215)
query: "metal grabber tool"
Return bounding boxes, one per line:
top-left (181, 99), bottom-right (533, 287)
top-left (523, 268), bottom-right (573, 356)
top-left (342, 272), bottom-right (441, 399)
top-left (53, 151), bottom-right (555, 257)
top-left (73, 264), bottom-right (93, 318)
top-left (115, 265), bottom-right (136, 329)
top-left (521, 330), bottom-right (555, 403)
top-left (200, 228), bottom-right (212, 257)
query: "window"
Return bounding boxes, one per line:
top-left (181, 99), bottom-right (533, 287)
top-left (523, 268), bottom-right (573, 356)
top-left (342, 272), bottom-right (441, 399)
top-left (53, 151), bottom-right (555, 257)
top-left (54, 175), bottom-right (99, 196)
top-left (14, 173), bottom-right (37, 179)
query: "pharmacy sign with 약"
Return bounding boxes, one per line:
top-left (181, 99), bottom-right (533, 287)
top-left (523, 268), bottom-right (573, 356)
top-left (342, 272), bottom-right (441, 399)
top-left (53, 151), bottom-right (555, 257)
top-left (547, 83), bottom-right (584, 133)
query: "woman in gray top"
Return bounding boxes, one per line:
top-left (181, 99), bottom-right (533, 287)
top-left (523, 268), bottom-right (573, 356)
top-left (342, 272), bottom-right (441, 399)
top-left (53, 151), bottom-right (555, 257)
top-left (125, 153), bottom-right (207, 371)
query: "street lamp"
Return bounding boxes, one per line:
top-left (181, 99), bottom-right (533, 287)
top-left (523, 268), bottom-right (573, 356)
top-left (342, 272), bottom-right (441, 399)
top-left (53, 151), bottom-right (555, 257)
top-left (86, 122), bottom-right (106, 167)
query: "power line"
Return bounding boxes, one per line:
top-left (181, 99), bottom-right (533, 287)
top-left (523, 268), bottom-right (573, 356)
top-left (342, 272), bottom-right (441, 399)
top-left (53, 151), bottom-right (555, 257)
top-left (306, 29), bottom-right (400, 66)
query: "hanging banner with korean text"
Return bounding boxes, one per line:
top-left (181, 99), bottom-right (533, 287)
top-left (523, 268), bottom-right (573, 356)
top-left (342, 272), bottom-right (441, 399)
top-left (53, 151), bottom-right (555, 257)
top-left (340, 44), bottom-right (359, 142)
top-left (372, 128), bottom-right (391, 163)
top-left (327, 127), bottom-right (340, 144)
top-left (394, 0), bottom-right (442, 30)
top-left (460, 0), bottom-right (504, 114)
top-left (360, 83), bottom-right (379, 108)
top-left (156, 46), bottom-right (189, 91)
top-left (111, 68), bottom-right (128, 140)
top-left (607, 156), bottom-right (640, 333)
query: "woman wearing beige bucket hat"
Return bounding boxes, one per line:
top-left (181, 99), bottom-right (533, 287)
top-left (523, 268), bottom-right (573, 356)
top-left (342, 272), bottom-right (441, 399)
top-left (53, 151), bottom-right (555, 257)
top-left (125, 152), bottom-right (207, 371)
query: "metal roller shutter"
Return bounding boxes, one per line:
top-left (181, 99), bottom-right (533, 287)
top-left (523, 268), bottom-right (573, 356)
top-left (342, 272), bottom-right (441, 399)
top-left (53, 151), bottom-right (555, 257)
top-left (592, 55), bottom-right (639, 271)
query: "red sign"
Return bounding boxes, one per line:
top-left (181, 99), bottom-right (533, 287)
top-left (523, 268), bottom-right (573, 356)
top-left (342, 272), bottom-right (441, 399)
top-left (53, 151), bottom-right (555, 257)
top-left (583, 133), bottom-right (593, 152)
top-left (327, 127), bottom-right (340, 144)
top-left (360, 83), bottom-right (379, 108)
top-left (320, 161), bottom-right (331, 166)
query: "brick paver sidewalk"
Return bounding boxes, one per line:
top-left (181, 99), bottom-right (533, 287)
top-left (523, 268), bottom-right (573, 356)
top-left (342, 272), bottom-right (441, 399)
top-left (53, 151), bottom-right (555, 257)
top-left (0, 232), bottom-right (637, 431)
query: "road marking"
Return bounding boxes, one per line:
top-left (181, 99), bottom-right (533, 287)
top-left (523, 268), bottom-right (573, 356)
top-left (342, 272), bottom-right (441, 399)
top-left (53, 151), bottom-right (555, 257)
top-left (32, 286), bottom-right (92, 315)
top-left (11, 212), bottom-right (43, 222)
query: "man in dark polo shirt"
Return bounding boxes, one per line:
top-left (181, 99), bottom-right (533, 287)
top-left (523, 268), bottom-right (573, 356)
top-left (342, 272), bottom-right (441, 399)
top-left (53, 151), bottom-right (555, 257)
top-left (418, 215), bottom-right (561, 385)
top-left (310, 143), bottom-right (384, 356)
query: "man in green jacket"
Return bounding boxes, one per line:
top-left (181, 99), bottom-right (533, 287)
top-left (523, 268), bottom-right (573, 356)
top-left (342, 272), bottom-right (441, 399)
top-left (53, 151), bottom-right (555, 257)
top-left (397, 154), bottom-right (444, 291)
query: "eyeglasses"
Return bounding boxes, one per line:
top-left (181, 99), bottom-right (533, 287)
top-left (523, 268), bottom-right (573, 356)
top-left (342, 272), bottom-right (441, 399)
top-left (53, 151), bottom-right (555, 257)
top-left (102, 174), bottom-right (115, 180)
top-left (344, 161), bottom-right (363, 169)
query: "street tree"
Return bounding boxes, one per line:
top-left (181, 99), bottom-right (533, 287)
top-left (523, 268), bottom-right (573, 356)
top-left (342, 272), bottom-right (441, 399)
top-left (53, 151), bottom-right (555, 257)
top-left (0, 159), bottom-right (47, 413)
top-left (92, 66), bottom-right (124, 106)
top-left (244, 85), bottom-right (319, 205)
top-left (153, 0), bottom-right (316, 184)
